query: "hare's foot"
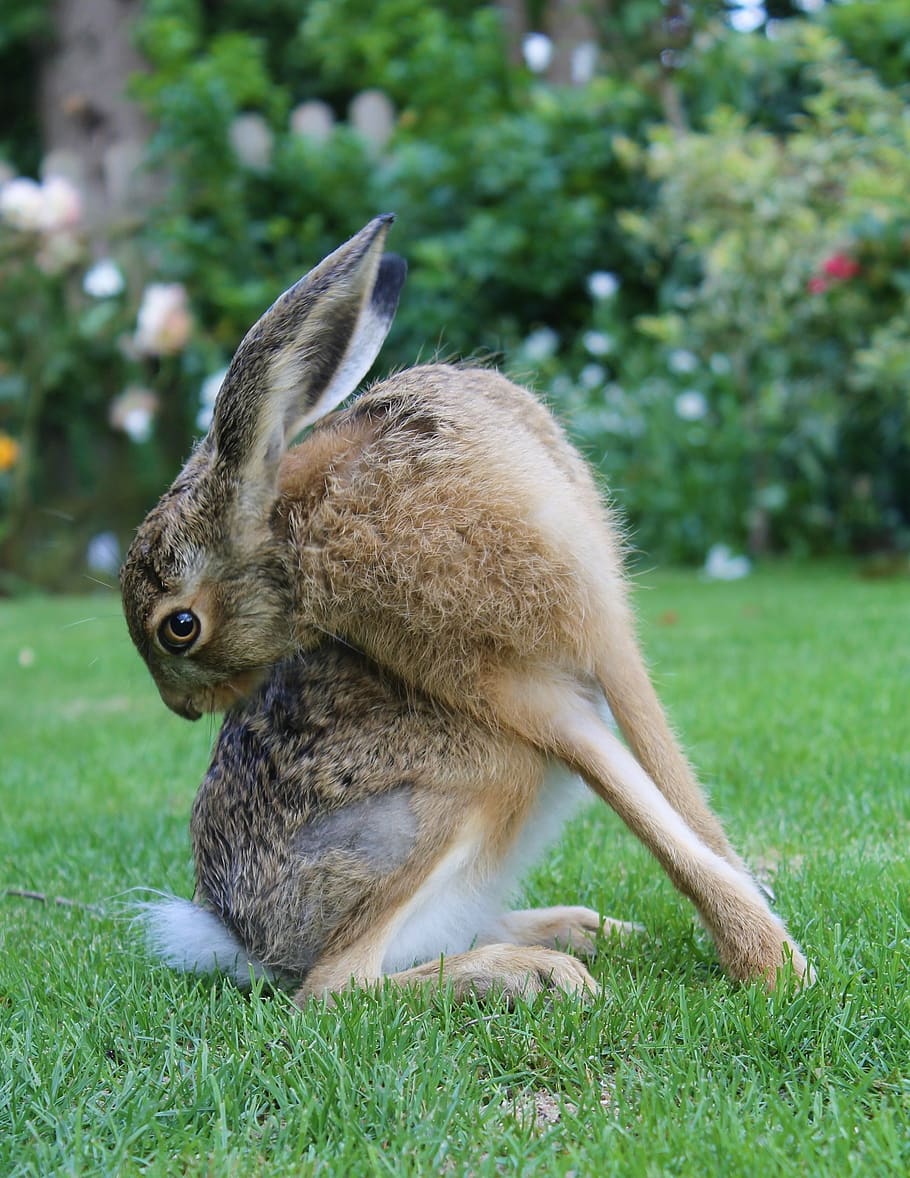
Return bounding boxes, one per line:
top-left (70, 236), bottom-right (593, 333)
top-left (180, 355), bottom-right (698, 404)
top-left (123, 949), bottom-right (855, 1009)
top-left (295, 943), bottom-right (598, 1006)
top-left (493, 906), bottom-right (644, 959)
top-left (715, 923), bottom-right (814, 990)
top-left (387, 943), bottom-right (599, 1004)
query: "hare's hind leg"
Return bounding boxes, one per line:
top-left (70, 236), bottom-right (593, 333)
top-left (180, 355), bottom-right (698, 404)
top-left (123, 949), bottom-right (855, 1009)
top-left (296, 930), bottom-right (596, 1006)
top-left (293, 804), bottom-right (600, 1006)
top-left (293, 894), bottom-right (598, 1006)
top-left (485, 668), bottom-right (809, 987)
top-left (593, 621), bottom-right (747, 871)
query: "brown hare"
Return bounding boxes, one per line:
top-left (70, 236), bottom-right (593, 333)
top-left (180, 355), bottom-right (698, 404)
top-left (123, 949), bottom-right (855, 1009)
top-left (123, 216), bottom-right (810, 998)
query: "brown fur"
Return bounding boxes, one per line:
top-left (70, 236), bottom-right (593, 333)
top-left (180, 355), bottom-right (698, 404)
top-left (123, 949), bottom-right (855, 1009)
top-left (189, 646), bottom-right (604, 1002)
top-left (123, 219), bottom-right (811, 994)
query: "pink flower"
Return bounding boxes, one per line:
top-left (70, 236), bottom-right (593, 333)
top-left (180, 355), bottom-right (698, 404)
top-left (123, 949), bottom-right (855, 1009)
top-left (807, 276), bottom-right (828, 294)
top-left (0, 174), bottom-right (83, 235)
top-left (134, 283), bottom-right (193, 356)
top-left (821, 253), bottom-right (860, 281)
top-left (109, 387), bottom-right (159, 442)
top-left (39, 176), bottom-right (83, 232)
top-left (0, 177), bottom-right (45, 231)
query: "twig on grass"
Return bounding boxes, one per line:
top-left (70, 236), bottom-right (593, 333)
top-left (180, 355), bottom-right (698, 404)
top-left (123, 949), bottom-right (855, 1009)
top-left (5, 887), bottom-right (105, 916)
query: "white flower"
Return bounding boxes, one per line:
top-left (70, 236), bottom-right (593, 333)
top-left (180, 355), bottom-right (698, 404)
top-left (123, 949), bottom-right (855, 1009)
top-left (109, 387), bottom-right (159, 442)
top-left (675, 390), bottom-right (708, 421)
top-left (39, 175), bottom-right (82, 232)
top-left (583, 330), bottom-right (613, 357)
top-left (135, 283), bottom-right (192, 356)
top-left (229, 113), bottom-right (274, 171)
top-left (290, 100), bottom-right (336, 142)
top-left (124, 407), bottom-right (154, 442)
top-left (197, 366), bottom-right (230, 431)
top-left (580, 363), bottom-right (606, 389)
top-left (1, 175), bottom-right (83, 233)
top-left (83, 258), bottom-right (125, 298)
top-left (349, 89), bottom-right (396, 152)
top-left (709, 353), bottom-right (732, 376)
top-left (0, 177), bottom-right (45, 231)
top-left (86, 531), bottom-right (121, 575)
top-left (571, 41), bottom-right (598, 85)
top-left (704, 543), bottom-right (751, 581)
top-left (522, 326), bottom-right (559, 363)
top-left (729, 4), bottom-right (766, 34)
top-left (587, 271), bottom-right (619, 300)
top-left (522, 32), bottom-right (553, 73)
top-left (668, 348), bottom-right (698, 375)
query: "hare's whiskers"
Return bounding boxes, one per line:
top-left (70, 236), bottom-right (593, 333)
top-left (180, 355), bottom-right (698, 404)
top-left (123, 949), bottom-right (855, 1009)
top-left (61, 612), bottom-right (121, 630)
top-left (82, 573), bottom-right (118, 591)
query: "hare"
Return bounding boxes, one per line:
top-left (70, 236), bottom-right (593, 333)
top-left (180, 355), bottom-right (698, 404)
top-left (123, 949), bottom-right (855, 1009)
top-left (145, 643), bottom-right (634, 1003)
top-left (123, 215), bottom-right (810, 990)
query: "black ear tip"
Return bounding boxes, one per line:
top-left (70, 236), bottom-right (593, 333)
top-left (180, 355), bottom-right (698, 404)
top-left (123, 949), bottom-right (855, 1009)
top-left (372, 253), bottom-right (407, 317)
top-left (382, 253), bottom-right (407, 279)
top-left (377, 212), bottom-right (396, 226)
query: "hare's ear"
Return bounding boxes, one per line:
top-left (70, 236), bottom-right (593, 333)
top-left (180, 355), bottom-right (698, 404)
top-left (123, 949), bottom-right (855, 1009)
top-left (212, 214), bottom-right (406, 483)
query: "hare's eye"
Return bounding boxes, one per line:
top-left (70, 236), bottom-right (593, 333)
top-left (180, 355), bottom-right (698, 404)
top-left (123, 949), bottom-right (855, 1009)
top-left (158, 610), bottom-right (201, 654)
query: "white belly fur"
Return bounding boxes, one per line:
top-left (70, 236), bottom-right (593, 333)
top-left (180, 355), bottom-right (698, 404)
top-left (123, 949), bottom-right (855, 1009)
top-left (381, 763), bottom-right (592, 973)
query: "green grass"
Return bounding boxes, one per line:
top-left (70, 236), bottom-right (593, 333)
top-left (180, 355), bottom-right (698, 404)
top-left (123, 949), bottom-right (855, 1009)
top-left (1, 566), bottom-right (908, 1176)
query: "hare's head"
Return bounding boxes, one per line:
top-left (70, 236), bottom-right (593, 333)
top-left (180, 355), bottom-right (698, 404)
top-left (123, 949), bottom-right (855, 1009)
top-left (121, 215), bottom-right (406, 719)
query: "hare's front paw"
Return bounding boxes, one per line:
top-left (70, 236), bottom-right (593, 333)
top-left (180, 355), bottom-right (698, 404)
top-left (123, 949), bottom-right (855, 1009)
top-left (555, 908), bottom-right (645, 958)
top-left (499, 905), bottom-right (644, 959)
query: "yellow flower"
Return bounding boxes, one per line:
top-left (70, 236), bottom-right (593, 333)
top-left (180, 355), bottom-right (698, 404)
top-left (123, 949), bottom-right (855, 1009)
top-left (0, 433), bottom-right (20, 472)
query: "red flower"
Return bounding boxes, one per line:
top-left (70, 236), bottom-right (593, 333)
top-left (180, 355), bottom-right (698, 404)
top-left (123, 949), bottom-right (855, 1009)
top-left (821, 252), bottom-right (860, 280)
top-left (807, 276), bottom-right (828, 294)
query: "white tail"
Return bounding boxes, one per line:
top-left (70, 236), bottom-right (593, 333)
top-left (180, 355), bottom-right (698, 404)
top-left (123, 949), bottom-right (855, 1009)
top-left (138, 896), bottom-right (272, 989)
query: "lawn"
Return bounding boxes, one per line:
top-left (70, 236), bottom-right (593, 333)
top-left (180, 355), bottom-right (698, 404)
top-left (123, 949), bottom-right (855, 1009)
top-left (1, 566), bottom-right (907, 1176)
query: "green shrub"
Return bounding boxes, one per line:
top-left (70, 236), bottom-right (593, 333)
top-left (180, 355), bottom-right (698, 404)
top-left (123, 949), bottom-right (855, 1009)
top-left (824, 0), bottom-right (910, 86)
top-left (598, 25), bottom-right (910, 557)
top-left (1, 2), bottom-right (908, 586)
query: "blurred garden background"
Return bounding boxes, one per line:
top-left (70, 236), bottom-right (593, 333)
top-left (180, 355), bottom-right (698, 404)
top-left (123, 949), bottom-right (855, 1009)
top-left (1, 0), bottom-right (909, 590)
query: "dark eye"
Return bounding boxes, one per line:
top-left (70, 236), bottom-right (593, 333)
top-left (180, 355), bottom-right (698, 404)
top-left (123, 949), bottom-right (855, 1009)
top-left (158, 610), bottom-right (201, 654)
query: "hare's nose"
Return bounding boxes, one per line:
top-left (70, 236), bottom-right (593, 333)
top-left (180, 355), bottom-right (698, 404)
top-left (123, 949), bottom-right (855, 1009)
top-left (171, 697), bottom-right (202, 722)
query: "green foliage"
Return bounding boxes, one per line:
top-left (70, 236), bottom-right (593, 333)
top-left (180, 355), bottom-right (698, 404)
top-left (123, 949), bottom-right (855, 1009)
top-left (601, 24), bottom-right (910, 557)
top-left (824, 0), bottom-right (910, 85)
top-left (1, 1), bottom-right (909, 586)
top-left (302, 0), bottom-right (510, 126)
top-left (681, 12), bottom-right (834, 132)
